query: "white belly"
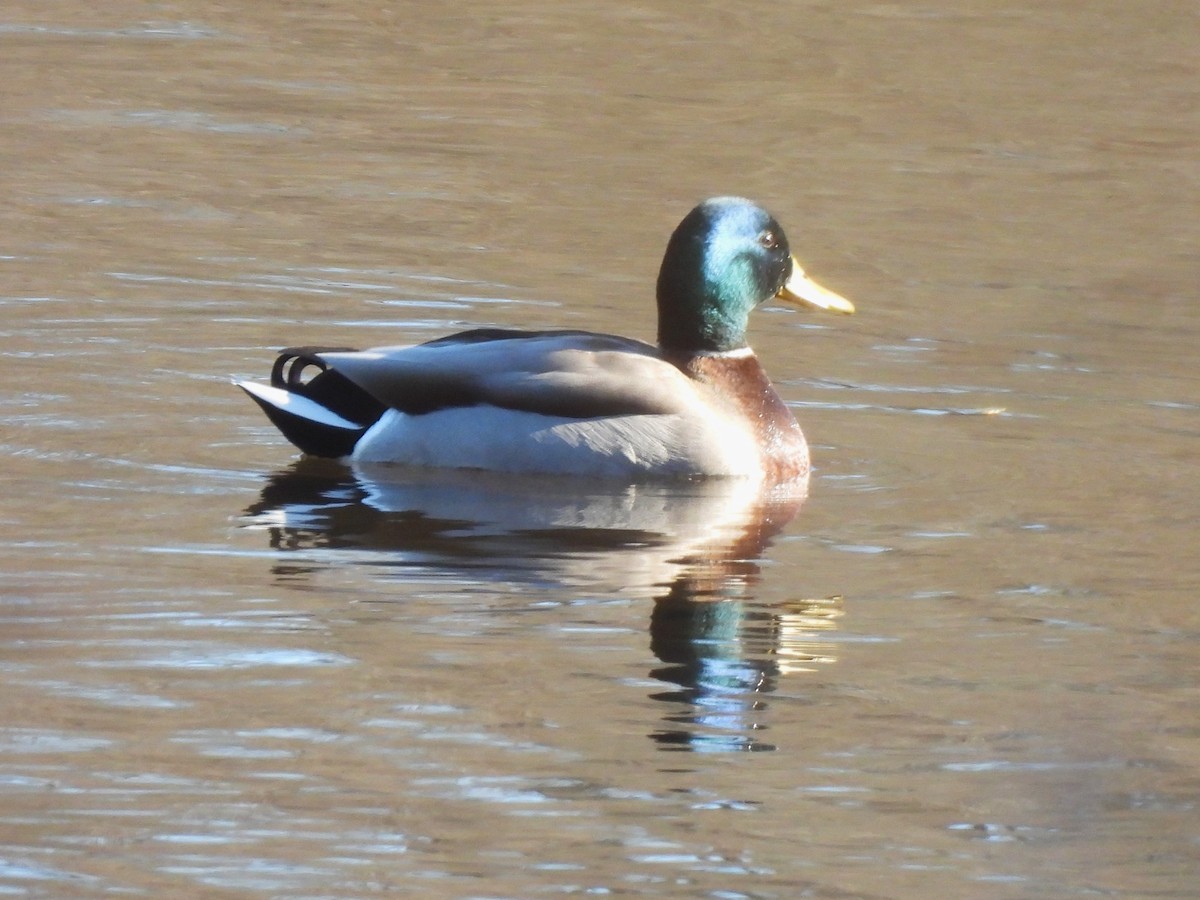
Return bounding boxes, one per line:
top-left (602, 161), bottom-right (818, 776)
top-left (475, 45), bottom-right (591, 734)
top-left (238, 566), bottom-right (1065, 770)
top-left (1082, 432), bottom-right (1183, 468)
top-left (351, 407), bottom-right (762, 479)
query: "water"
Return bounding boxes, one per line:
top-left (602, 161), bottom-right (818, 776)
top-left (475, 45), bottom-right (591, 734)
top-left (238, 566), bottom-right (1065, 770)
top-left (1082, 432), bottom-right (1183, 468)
top-left (2, 1), bottom-right (1198, 896)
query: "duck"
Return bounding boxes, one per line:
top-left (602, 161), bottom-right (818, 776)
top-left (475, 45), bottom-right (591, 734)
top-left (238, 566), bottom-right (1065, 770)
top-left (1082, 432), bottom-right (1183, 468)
top-left (237, 197), bottom-right (854, 483)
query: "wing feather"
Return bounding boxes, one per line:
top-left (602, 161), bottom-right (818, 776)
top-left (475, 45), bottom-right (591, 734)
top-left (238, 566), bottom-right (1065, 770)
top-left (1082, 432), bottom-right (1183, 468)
top-left (318, 332), bottom-right (705, 419)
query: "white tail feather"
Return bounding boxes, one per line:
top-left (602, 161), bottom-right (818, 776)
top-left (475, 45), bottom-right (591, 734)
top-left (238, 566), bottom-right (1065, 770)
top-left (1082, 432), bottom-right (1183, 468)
top-left (235, 380), bottom-right (361, 431)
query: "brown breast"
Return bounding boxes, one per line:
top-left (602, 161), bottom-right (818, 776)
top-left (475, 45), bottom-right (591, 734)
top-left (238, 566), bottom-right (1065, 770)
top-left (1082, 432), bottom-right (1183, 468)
top-left (672, 352), bottom-right (810, 483)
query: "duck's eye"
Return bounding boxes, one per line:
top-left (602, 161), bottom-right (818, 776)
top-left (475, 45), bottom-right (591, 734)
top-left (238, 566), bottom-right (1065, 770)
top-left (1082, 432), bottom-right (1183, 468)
top-left (757, 230), bottom-right (778, 249)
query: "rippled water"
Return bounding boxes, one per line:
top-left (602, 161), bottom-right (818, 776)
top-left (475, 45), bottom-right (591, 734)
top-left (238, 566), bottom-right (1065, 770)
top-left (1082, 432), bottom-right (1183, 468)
top-left (2, 1), bottom-right (1198, 896)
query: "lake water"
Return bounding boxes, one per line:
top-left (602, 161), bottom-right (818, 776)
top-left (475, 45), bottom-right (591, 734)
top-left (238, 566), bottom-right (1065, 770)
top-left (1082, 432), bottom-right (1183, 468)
top-left (2, 1), bottom-right (1198, 896)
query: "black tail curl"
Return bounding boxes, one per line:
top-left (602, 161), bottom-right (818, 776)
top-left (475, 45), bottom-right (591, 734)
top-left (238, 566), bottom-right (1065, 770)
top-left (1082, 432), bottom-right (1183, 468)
top-left (271, 347), bottom-right (387, 428)
top-left (246, 347), bottom-right (387, 458)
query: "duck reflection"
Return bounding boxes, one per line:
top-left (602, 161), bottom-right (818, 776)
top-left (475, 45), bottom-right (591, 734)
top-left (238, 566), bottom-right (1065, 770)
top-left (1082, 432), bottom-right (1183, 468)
top-left (242, 459), bottom-right (842, 751)
top-left (650, 588), bottom-right (843, 751)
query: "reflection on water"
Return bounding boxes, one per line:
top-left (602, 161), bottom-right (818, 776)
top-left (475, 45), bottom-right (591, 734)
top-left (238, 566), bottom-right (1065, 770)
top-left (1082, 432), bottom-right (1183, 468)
top-left (650, 592), bottom-right (842, 752)
top-left (242, 460), bottom-right (842, 751)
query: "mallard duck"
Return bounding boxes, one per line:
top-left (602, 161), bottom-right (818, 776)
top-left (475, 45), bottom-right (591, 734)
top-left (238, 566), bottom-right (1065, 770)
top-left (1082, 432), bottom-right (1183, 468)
top-left (237, 197), bottom-right (854, 482)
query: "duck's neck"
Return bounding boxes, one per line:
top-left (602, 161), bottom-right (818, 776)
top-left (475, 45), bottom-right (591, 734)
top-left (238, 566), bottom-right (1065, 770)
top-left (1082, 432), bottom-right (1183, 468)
top-left (656, 316), bottom-right (747, 355)
top-left (666, 349), bottom-right (810, 483)
top-left (655, 286), bottom-right (752, 354)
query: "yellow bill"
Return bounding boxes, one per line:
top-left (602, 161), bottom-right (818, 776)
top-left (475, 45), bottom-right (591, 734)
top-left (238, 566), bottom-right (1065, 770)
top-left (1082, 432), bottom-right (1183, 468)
top-left (776, 255), bottom-right (855, 314)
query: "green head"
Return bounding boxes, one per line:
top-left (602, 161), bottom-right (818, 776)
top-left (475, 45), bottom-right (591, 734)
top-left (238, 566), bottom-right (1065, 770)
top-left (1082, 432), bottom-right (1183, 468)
top-left (656, 197), bottom-right (853, 354)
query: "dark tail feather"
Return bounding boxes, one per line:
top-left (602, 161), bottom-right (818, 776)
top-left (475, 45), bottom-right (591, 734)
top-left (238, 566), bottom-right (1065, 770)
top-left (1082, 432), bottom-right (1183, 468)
top-left (238, 347), bottom-right (387, 458)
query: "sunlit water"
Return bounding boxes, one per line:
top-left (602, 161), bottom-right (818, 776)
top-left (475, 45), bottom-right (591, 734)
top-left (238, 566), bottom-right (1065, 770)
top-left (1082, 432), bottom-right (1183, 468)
top-left (1, 1), bottom-right (1197, 897)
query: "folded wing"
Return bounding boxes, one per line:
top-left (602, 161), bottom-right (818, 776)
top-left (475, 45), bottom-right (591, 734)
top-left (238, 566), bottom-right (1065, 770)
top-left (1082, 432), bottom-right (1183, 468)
top-left (318, 330), bottom-right (704, 419)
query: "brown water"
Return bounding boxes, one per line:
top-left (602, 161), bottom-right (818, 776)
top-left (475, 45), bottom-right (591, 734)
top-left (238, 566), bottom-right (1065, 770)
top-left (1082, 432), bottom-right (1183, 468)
top-left (2, 1), bottom-right (1198, 896)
